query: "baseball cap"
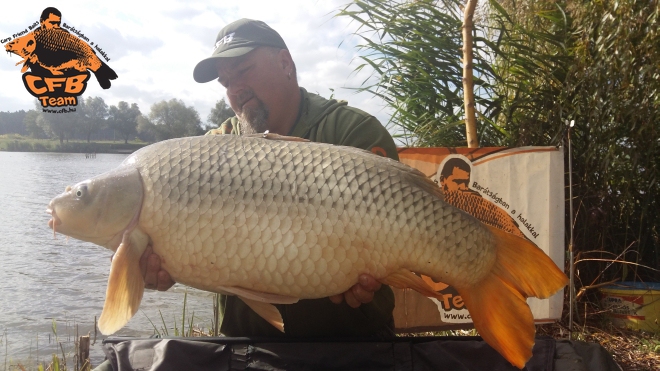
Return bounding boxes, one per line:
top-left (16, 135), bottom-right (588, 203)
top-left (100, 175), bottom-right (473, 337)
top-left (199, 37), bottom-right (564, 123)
top-left (193, 19), bottom-right (288, 83)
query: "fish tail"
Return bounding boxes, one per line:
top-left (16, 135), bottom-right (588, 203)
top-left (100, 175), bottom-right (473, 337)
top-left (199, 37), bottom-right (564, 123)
top-left (93, 61), bottom-right (118, 89)
top-left (458, 225), bottom-right (568, 369)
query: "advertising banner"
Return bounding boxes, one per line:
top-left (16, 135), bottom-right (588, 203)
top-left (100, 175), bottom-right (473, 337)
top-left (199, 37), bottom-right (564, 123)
top-left (393, 146), bottom-right (565, 331)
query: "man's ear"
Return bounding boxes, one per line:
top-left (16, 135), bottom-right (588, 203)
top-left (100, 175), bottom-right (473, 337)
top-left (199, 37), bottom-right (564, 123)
top-left (278, 49), bottom-right (295, 75)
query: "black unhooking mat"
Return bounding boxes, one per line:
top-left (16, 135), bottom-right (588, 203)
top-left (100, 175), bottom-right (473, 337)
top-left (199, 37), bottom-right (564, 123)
top-left (99, 336), bottom-right (621, 371)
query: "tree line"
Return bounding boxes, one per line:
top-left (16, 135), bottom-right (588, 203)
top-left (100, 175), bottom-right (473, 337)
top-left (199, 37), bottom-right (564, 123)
top-left (0, 97), bottom-right (235, 144)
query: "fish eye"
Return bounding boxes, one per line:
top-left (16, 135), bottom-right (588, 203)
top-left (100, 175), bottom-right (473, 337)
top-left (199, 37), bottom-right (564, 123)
top-left (74, 184), bottom-right (88, 198)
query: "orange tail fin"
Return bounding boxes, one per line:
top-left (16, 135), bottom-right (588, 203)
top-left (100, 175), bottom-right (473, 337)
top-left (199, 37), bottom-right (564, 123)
top-left (459, 226), bottom-right (568, 369)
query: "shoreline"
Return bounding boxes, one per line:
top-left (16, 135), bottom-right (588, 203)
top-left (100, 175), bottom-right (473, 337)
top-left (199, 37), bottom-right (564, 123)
top-left (0, 135), bottom-right (148, 154)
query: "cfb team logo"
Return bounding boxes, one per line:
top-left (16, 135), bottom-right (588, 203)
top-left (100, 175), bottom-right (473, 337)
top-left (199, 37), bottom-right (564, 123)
top-left (3, 7), bottom-right (117, 110)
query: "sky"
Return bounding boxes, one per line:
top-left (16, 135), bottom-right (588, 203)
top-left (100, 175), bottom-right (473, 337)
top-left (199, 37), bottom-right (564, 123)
top-left (0, 0), bottom-right (394, 130)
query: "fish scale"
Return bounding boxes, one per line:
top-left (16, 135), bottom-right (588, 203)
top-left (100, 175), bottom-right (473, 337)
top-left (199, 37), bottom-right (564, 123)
top-left (47, 134), bottom-right (568, 368)
top-left (130, 135), bottom-right (493, 296)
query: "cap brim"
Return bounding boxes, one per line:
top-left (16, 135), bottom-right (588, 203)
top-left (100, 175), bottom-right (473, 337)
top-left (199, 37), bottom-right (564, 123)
top-left (193, 46), bottom-right (256, 83)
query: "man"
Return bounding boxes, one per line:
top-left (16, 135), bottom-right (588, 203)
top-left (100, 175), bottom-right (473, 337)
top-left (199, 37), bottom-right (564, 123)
top-left (141, 19), bottom-right (399, 338)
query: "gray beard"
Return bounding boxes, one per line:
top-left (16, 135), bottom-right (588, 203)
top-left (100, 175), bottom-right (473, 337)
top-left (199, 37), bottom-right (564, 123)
top-left (238, 99), bottom-right (269, 134)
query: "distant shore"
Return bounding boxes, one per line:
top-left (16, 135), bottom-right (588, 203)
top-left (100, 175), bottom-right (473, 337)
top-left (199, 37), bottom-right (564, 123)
top-left (0, 134), bottom-right (148, 154)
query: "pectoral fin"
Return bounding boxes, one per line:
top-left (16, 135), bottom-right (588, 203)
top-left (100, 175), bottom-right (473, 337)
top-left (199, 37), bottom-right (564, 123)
top-left (98, 230), bottom-right (149, 335)
top-left (239, 297), bottom-right (285, 332)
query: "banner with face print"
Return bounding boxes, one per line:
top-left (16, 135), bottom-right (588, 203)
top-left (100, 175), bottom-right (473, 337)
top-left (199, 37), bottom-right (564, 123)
top-left (393, 146), bottom-right (565, 331)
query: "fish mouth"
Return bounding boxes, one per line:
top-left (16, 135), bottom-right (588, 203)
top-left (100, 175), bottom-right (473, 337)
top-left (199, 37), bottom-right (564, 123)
top-left (47, 206), bottom-right (61, 238)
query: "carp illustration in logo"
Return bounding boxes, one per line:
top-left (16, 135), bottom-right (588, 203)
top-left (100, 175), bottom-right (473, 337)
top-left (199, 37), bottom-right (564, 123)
top-left (4, 7), bottom-right (117, 108)
top-left (437, 156), bottom-right (529, 240)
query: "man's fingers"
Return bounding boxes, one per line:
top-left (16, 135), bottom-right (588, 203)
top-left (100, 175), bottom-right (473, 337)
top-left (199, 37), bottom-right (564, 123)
top-left (358, 274), bottom-right (382, 292)
top-left (330, 274), bottom-right (382, 307)
top-left (328, 294), bottom-right (344, 305)
top-left (144, 254), bottom-right (161, 290)
top-left (344, 289), bottom-right (361, 308)
top-left (139, 245), bottom-right (175, 291)
top-left (351, 283), bottom-right (375, 304)
top-left (139, 245), bottom-right (153, 277)
top-left (156, 270), bottom-right (175, 291)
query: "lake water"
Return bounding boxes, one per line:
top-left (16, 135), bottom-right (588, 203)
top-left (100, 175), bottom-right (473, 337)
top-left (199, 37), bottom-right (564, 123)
top-left (0, 151), bottom-right (215, 368)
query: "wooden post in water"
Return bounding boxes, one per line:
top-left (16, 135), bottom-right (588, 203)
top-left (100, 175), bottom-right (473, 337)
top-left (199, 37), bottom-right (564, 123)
top-left (78, 335), bottom-right (91, 371)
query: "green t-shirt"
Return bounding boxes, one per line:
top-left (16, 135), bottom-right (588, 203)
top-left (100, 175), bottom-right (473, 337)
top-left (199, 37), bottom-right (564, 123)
top-left (210, 87), bottom-right (398, 338)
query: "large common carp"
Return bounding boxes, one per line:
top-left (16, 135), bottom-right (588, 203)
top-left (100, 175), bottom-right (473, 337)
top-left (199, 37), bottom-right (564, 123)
top-left (47, 134), bottom-right (567, 368)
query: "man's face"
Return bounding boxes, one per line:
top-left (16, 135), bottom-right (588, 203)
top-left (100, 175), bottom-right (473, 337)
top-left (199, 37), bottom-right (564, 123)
top-left (215, 48), bottom-right (289, 134)
top-left (441, 167), bottom-right (470, 193)
top-left (41, 14), bottom-right (61, 29)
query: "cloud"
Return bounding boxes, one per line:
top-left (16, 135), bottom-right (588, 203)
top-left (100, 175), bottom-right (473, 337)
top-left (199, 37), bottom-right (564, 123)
top-left (74, 24), bottom-right (164, 60)
top-left (0, 92), bottom-right (35, 113)
top-left (0, 0), bottom-right (394, 134)
top-left (1, 53), bottom-right (21, 72)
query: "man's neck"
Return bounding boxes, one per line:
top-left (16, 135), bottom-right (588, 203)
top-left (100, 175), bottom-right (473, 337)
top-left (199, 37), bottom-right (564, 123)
top-left (267, 86), bottom-right (301, 135)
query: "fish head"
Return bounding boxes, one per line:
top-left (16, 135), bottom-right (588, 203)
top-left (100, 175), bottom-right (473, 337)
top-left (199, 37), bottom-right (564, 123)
top-left (6, 33), bottom-right (36, 58)
top-left (47, 166), bottom-right (144, 250)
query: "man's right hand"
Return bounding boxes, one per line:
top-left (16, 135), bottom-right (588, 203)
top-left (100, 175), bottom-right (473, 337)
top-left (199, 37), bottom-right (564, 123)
top-left (139, 245), bottom-right (175, 291)
top-left (329, 274), bottom-right (381, 308)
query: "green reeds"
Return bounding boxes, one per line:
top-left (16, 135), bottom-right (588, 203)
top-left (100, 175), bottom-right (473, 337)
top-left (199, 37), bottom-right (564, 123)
top-left (144, 289), bottom-right (209, 338)
top-left (2, 317), bottom-right (93, 371)
top-left (336, 0), bottom-right (660, 286)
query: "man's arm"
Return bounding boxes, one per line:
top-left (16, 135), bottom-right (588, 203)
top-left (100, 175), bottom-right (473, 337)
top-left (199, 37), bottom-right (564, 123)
top-left (332, 115), bottom-right (399, 161)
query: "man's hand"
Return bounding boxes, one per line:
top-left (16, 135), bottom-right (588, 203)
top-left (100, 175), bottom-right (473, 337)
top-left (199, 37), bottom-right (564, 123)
top-left (329, 274), bottom-right (381, 308)
top-left (139, 245), bottom-right (175, 291)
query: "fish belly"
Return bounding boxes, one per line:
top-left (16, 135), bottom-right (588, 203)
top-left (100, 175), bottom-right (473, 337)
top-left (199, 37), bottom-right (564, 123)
top-left (133, 135), bottom-right (496, 298)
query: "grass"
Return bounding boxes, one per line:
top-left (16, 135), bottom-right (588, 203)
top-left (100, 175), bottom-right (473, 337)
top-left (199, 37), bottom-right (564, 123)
top-left (1, 318), bottom-right (94, 371)
top-left (151, 289), bottom-right (659, 370)
top-left (538, 321), bottom-right (660, 370)
top-left (3, 292), bottom-right (659, 370)
top-left (0, 134), bottom-right (147, 153)
top-left (143, 290), bottom-right (219, 338)
top-left (399, 298), bottom-right (660, 370)
top-left (3, 291), bottom-right (217, 370)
